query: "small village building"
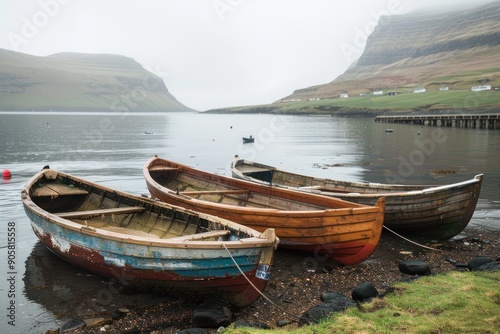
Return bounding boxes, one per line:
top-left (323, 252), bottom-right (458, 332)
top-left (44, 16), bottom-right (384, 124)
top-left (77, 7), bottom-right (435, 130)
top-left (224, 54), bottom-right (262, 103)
top-left (471, 85), bottom-right (491, 91)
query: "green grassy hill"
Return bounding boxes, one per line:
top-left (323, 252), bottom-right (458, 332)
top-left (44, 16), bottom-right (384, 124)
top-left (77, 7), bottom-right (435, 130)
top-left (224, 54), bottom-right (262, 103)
top-left (0, 49), bottom-right (192, 112)
top-left (279, 1), bottom-right (500, 110)
top-left (207, 89), bottom-right (500, 115)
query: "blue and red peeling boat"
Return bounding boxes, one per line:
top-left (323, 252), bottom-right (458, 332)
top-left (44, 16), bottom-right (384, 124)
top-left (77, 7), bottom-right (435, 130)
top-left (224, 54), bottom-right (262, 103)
top-left (21, 167), bottom-right (277, 307)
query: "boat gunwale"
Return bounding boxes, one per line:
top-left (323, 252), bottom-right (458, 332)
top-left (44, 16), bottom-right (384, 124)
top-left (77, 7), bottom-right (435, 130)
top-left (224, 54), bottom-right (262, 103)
top-left (231, 157), bottom-right (483, 199)
top-left (143, 157), bottom-right (384, 217)
top-left (22, 169), bottom-right (276, 250)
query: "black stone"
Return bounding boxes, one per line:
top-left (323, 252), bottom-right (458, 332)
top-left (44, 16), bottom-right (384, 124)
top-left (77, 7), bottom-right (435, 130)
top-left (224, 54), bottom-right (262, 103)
top-left (352, 282), bottom-right (379, 303)
top-left (320, 291), bottom-right (346, 303)
top-left (192, 301), bottom-right (232, 328)
top-left (277, 320), bottom-right (293, 327)
top-left (398, 260), bottom-right (431, 276)
top-left (299, 294), bottom-right (356, 325)
top-left (59, 319), bottom-right (86, 333)
top-left (473, 261), bottom-right (500, 272)
top-left (175, 328), bottom-right (208, 334)
top-left (468, 257), bottom-right (494, 271)
top-left (233, 321), bottom-right (270, 329)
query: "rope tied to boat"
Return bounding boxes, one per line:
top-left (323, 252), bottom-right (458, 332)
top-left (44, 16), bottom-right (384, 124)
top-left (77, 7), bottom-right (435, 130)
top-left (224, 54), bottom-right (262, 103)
top-left (383, 225), bottom-right (495, 257)
top-left (221, 242), bottom-right (306, 323)
top-left (383, 226), bottom-right (448, 252)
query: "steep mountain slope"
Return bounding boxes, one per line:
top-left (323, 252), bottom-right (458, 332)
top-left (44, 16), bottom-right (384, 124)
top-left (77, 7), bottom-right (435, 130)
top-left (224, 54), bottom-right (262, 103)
top-left (284, 1), bottom-right (500, 101)
top-left (0, 49), bottom-right (192, 112)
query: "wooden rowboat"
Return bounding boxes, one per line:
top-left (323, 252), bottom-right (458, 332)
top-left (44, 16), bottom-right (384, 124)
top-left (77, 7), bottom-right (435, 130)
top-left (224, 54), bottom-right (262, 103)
top-left (21, 167), bottom-right (277, 307)
top-left (143, 156), bottom-right (385, 265)
top-left (231, 156), bottom-right (483, 240)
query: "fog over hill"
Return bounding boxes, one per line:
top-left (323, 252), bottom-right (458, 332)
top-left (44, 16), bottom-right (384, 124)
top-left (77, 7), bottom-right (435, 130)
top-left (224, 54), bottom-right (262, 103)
top-left (0, 49), bottom-right (192, 112)
top-left (284, 1), bottom-right (500, 101)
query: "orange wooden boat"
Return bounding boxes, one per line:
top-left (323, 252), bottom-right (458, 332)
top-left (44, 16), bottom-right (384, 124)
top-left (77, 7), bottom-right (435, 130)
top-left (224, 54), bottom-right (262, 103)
top-left (143, 156), bottom-right (385, 265)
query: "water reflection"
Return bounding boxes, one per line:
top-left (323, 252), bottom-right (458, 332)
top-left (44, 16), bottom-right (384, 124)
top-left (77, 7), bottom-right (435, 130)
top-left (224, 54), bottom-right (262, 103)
top-left (23, 242), bottom-right (163, 323)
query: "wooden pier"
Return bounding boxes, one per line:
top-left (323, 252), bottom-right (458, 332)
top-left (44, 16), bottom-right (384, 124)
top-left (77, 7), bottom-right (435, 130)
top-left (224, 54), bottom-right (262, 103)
top-left (374, 114), bottom-right (500, 130)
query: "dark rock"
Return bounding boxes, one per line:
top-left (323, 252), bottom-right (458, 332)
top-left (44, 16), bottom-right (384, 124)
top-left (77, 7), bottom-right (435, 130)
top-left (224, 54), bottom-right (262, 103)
top-left (277, 320), bottom-right (293, 327)
top-left (192, 301), bottom-right (232, 328)
top-left (468, 256), bottom-right (494, 271)
top-left (175, 328), bottom-right (208, 334)
top-left (299, 294), bottom-right (356, 325)
top-left (233, 321), bottom-right (270, 329)
top-left (398, 260), bottom-right (431, 276)
top-left (473, 261), bottom-right (500, 272)
top-left (321, 264), bottom-right (335, 273)
top-left (111, 308), bottom-right (129, 320)
top-left (352, 282), bottom-right (379, 303)
top-left (59, 319), bottom-right (86, 333)
top-left (320, 291), bottom-right (346, 303)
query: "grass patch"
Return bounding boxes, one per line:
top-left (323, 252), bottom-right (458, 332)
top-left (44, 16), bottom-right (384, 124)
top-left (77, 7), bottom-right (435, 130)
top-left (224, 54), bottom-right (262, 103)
top-left (223, 271), bottom-right (500, 334)
top-left (208, 90), bottom-right (500, 114)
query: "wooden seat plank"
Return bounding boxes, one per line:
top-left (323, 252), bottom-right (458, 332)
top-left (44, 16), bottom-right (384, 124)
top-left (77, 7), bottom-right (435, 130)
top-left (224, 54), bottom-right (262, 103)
top-left (100, 226), bottom-right (160, 239)
top-left (55, 206), bottom-right (145, 219)
top-left (149, 166), bottom-right (179, 172)
top-left (238, 166), bottom-right (274, 174)
top-left (181, 189), bottom-right (249, 195)
top-left (33, 184), bottom-right (88, 197)
top-left (168, 230), bottom-right (231, 242)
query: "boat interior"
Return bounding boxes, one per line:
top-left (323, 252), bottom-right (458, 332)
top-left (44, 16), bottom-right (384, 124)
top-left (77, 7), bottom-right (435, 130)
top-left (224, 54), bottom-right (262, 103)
top-left (149, 167), bottom-right (334, 211)
top-left (29, 174), bottom-right (249, 241)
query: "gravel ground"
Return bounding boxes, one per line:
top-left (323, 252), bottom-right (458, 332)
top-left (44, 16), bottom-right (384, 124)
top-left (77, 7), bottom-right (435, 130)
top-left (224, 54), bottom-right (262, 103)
top-left (64, 225), bottom-right (500, 334)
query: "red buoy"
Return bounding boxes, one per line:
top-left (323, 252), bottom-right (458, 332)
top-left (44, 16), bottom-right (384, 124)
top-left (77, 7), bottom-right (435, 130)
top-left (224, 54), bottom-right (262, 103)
top-left (2, 169), bottom-right (11, 179)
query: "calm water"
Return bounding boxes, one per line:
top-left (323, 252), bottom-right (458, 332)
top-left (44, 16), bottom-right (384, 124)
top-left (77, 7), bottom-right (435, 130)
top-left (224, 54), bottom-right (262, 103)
top-left (1, 111), bottom-right (499, 333)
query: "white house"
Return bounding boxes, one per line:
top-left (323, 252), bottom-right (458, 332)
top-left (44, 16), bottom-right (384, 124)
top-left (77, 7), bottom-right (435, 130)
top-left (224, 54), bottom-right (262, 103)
top-left (373, 90), bottom-right (383, 95)
top-left (471, 85), bottom-right (491, 92)
top-left (414, 88), bottom-right (426, 93)
top-left (340, 93), bottom-right (348, 98)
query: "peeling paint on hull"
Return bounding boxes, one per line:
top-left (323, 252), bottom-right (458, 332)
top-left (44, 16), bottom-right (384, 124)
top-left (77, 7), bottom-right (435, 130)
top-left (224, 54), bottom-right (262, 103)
top-left (25, 210), bottom-right (268, 307)
top-left (21, 168), bottom-right (277, 307)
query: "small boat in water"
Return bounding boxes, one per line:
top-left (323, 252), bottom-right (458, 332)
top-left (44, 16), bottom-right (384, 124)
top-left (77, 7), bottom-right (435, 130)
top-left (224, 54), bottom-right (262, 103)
top-left (231, 156), bottom-right (483, 240)
top-left (242, 135), bottom-right (254, 143)
top-left (143, 156), bottom-right (385, 265)
top-left (21, 167), bottom-right (277, 307)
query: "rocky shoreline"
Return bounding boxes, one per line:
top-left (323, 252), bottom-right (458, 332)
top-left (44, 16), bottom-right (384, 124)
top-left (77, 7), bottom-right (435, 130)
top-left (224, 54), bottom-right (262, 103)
top-left (57, 225), bottom-right (499, 334)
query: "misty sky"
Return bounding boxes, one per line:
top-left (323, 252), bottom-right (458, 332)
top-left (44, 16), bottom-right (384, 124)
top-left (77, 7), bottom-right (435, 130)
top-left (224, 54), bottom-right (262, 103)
top-left (0, 0), bottom-right (494, 111)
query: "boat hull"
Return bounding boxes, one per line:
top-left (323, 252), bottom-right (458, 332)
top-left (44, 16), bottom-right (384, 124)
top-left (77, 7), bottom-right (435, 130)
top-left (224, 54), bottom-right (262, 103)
top-left (22, 169), bottom-right (276, 307)
top-left (144, 156), bottom-right (385, 265)
top-left (231, 157), bottom-right (483, 240)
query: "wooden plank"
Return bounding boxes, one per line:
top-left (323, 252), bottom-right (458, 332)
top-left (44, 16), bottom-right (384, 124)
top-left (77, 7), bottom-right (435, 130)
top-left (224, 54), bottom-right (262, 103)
top-left (181, 189), bottom-right (249, 195)
top-left (100, 226), bottom-right (160, 239)
top-left (149, 166), bottom-right (179, 172)
top-left (33, 184), bottom-right (88, 197)
top-left (55, 206), bottom-right (145, 219)
top-left (168, 230), bottom-right (231, 241)
top-left (238, 166), bottom-right (274, 174)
